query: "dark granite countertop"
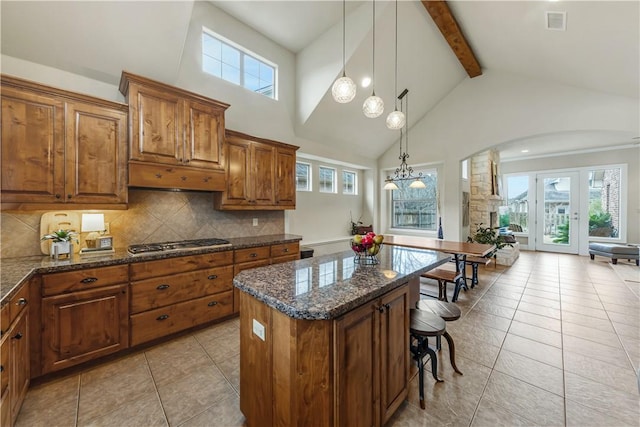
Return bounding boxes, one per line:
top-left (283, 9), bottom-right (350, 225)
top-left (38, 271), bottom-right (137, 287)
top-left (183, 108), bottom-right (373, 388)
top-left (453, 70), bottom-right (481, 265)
top-left (233, 246), bottom-right (451, 320)
top-left (1, 234), bottom-right (302, 305)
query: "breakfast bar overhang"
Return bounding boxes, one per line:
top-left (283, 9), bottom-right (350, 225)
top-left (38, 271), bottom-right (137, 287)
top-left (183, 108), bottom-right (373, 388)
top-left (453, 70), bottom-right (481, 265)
top-left (234, 247), bottom-right (450, 426)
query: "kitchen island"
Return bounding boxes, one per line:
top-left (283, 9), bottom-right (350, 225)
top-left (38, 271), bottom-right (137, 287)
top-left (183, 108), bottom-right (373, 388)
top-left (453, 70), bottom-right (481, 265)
top-left (234, 246), bottom-right (450, 427)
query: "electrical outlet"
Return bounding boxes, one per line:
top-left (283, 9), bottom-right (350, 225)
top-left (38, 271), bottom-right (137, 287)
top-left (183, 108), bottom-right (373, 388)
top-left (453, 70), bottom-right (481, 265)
top-left (252, 319), bottom-right (265, 341)
top-left (253, 218), bottom-right (258, 226)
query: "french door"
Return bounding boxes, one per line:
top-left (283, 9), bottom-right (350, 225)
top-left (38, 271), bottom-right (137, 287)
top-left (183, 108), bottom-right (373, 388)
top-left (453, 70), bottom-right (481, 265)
top-left (535, 172), bottom-right (580, 254)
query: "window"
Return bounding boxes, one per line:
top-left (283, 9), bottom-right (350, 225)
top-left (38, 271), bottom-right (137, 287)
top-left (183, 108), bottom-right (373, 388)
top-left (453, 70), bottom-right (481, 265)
top-left (319, 166), bottom-right (336, 193)
top-left (391, 171), bottom-right (438, 230)
top-left (296, 162), bottom-right (311, 191)
top-left (461, 159), bottom-right (468, 180)
top-left (505, 175), bottom-right (529, 232)
top-left (343, 170), bottom-right (357, 195)
top-left (588, 167), bottom-right (621, 238)
top-left (202, 29), bottom-right (276, 99)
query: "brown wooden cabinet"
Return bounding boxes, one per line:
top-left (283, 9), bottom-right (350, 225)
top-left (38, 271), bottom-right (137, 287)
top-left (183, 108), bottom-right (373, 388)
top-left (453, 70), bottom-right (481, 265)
top-left (41, 267), bottom-right (129, 374)
top-left (129, 251), bottom-right (234, 346)
top-left (0, 282), bottom-right (31, 427)
top-left (1, 75), bottom-right (128, 210)
top-left (214, 130), bottom-right (298, 210)
top-left (119, 71), bottom-right (228, 191)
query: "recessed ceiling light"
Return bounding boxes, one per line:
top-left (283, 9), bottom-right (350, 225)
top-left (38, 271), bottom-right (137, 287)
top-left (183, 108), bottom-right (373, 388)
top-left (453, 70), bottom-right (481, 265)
top-left (521, 149), bottom-right (529, 153)
top-left (361, 77), bottom-right (371, 88)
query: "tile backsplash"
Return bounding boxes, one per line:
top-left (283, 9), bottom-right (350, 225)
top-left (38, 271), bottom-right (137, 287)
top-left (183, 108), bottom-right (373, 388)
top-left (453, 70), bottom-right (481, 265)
top-left (1, 189), bottom-right (284, 259)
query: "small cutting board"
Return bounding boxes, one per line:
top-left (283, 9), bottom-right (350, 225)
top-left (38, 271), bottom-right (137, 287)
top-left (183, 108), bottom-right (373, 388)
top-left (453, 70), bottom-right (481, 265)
top-left (40, 212), bottom-right (81, 255)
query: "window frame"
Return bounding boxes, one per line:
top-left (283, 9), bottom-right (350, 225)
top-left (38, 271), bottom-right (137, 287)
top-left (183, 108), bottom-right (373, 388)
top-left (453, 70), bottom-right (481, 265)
top-left (202, 27), bottom-right (278, 99)
top-left (295, 161), bottom-right (312, 192)
top-left (319, 166), bottom-right (337, 194)
top-left (342, 170), bottom-right (358, 195)
top-left (389, 168), bottom-right (439, 232)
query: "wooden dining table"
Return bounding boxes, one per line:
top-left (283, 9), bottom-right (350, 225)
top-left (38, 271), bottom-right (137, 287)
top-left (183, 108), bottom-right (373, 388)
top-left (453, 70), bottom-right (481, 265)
top-left (384, 235), bottom-right (495, 301)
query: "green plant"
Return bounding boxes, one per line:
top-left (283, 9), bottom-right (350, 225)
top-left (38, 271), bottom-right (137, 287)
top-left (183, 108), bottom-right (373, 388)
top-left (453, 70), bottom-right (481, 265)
top-left (552, 221), bottom-right (569, 244)
top-left (468, 223), bottom-right (513, 250)
top-left (349, 211), bottom-right (363, 235)
top-left (41, 229), bottom-right (78, 243)
top-left (588, 211), bottom-right (612, 230)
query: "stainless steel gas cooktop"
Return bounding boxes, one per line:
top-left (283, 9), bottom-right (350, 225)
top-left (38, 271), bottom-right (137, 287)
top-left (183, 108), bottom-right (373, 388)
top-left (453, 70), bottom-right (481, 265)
top-left (127, 238), bottom-right (232, 256)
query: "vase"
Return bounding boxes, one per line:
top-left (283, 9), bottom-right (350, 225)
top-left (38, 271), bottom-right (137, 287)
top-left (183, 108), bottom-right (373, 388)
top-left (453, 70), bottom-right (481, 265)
top-left (437, 217), bottom-right (443, 239)
top-left (51, 241), bottom-right (71, 259)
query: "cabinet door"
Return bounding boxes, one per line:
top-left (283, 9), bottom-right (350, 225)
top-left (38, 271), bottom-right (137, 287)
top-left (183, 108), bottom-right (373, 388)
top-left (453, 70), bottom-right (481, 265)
top-left (128, 84), bottom-right (182, 165)
top-left (185, 99), bottom-right (224, 170)
top-left (335, 300), bottom-right (380, 427)
top-left (379, 286), bottom-right (409, 424)
top-left (65, 101), bottom-right (128, 204)
top-left (41, 284), bottom-right (129, 374)
top-left (1, 86), bottom-right (65, 203)
top-left (224, 136), bottom-right (252, 206)
top-left (10, 309), bottom-right (29, 425)
top-left (252, 142), bottom-right (275, 206)
top-left (274, 147), bottom-right (296, 207)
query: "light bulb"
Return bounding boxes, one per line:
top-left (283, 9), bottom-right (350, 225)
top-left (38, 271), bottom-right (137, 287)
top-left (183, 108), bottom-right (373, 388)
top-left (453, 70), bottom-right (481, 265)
top-left (332, 76), bottom-right (357, 103)
top-left (386, 110), bottom-right (405, 130)
top-left (363, 94), bottom-right (384, 118)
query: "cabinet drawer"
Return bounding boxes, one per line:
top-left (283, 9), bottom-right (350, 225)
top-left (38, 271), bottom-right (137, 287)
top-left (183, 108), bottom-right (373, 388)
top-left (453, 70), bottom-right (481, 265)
top-left (130, 250), bottom-right (233, 281)
top-left (270, 242), bottom-right (299, 259)
top-left (130, 291), bottom-right (233, 346)
top-left (9, 284), bottom-right (29, 324)
top-left (131, 265), bottom-right (233, 314)
top-left (128, 161), bottom-right (225, 192)
top-left (42, 265), bottom-right (129, 296)
top-left (234, 246), bottom-right (270, 264)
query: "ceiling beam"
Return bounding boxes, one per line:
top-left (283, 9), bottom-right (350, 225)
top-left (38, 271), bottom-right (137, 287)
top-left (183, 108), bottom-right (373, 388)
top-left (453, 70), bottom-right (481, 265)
top-left (421, 0), bottom-right (482, 78)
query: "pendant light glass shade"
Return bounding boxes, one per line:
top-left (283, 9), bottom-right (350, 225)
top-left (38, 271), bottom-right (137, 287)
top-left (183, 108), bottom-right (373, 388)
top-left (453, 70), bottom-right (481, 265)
top-left (363, 93), bottom-right (384, 118)
top-left (332, 74), bottom-right (357, 103)
top-left (409, 178), bottom-right (426, 189)
top-left (383, 181), bottom-right (399, 190)
top-left (386, 109), bottom-right (405, 129)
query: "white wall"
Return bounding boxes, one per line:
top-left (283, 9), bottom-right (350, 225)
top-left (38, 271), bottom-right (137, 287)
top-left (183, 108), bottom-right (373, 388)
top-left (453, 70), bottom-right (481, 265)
top-left (378, 70), bottom-right (640, 241)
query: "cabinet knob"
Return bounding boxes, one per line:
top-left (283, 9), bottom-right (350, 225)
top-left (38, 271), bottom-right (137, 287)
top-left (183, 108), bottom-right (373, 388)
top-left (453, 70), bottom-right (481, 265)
top-left (207, 275), bottom-right (218, 280)
top-left (67, 194), bottom-right (72, 199)
top-left (156, 314), bottom-right (169, 321)
top-left (0, 365), bottom-right (3, 373)
top-left (203, 177), bottom-right (210, 183)
top-left (80, 277), bottom-right (98, 284)
top-left (155, 173), bottom-right (162, 179)
top-left (184, 159), bottom-right (190, 163)
top-left (378, 306), bottom-right (385, 313)
top-left (156, 284), bottom-right (170, 290)
top-left (250, 253), bottom-right (257, 258)
top-left (15, 298), bottom-right (27, 306)
top-left (55, 194), bottom-right (61, 199)
top-left (207, 301), bottom-right (218, 307)
top-left (384, 303), bottom-right (391, 310)
top-left (12, 332), bottom-right (23, 340)
top-left (180, 176), bottom-right (187, 181)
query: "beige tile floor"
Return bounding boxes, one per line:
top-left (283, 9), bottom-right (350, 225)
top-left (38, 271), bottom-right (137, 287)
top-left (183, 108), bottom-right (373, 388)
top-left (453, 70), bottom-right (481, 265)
top-left (16, 251), bottom-right (640, 426)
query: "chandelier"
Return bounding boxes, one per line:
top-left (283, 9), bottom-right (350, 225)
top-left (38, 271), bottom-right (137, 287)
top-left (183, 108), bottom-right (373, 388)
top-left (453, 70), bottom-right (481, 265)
top-left (384, 89), bottom-right (426, 190)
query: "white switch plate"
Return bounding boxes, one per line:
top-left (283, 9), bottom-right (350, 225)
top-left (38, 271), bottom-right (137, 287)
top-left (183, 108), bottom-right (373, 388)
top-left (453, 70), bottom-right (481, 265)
top-left (252, 218), bottom-right (258, 226)
top-left (252, 319), bottom-right (265, 341)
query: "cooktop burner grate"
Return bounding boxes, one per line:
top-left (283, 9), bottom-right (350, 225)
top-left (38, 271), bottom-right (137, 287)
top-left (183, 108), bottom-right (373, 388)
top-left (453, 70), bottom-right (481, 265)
top-left (127, 238), bottom-right (232, 255)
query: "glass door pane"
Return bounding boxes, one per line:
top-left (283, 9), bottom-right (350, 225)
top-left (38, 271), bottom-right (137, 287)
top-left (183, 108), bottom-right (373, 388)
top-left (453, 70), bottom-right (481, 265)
top-left (536, 172), bottom-right (579, 254)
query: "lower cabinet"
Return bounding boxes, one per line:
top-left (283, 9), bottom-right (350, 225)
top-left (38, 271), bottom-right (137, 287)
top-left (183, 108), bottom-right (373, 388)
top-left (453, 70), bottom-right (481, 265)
top-left (239, 282), bottom-right (409, 427)
top-left (41, 284), bottom-right (129, 374)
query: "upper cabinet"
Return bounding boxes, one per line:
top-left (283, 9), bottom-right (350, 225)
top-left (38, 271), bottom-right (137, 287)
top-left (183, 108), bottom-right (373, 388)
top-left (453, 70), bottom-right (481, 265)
top-left (214, 130), bottom-right (298, 210)
top-left (1, 75), bottom-right (128, 210)
top-left (119, 72), bottom-right (229, 192)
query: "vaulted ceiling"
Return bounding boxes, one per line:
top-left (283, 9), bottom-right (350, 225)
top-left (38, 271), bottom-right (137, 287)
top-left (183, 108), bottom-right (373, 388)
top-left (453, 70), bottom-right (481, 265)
top-left (2, 1), bottom-right (638, 161)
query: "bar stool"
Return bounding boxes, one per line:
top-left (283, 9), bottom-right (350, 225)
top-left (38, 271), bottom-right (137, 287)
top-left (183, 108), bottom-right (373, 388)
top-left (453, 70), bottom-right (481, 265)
top-left (409, 309), bottom-right (463, 409)
top-left (416, 299), bottom-right (461, 350)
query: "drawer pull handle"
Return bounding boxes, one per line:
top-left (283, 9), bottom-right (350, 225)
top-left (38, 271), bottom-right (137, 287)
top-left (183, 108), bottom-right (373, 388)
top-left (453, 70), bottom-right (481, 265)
top-left (155, 173), bottom-right (162, 179)
top-left (203, 177), bottom-right (210, 183)
top-left (16, 298), bottom-right (27, 306)
top-left (81, 277), bottom-right (98, 284)
top-left (207, 275), bottom-right (218, 280)
top-left (157, 284), bottom-right (170, 290)
top-left (283, 248), bottom-right (289, 253)
top-left (181, 176), bottom-right (187, 181)
top-left (250, 253), bottom-right (257, 258)
top-left (12, 332), bottom-right (23, 340)
top-left (0, 365), bottom-right (3, 373)
top-left (208, 301), bottom-right (218, 307)
top-left (156, 314), bottom-right (169, 321)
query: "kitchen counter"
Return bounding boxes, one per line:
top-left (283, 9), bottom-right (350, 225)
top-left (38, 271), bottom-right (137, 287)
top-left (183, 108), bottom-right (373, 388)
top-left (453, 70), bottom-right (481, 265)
top-left (234, 245), bottom-right (450, 320)
top-left (0, 234), bottom-right (302, 305)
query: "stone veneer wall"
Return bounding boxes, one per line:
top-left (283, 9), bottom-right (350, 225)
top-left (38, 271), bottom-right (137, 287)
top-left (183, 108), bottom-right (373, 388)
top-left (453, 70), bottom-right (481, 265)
top-left (0, 189), bottom-right (284, 259)
top-left (469, 149), bottom-right (504, 234)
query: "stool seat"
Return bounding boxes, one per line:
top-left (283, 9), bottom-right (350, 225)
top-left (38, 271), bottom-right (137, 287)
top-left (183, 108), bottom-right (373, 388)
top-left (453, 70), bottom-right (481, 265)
top-left (416, 300), bottom-right (461, 322)
top-left (410, 309), bottom-right (445, 336)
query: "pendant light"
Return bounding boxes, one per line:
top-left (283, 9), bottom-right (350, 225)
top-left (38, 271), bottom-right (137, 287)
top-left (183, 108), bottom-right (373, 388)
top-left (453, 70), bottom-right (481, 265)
top-left (332, 0), bottom-right (356, 103)
top-left (386, 0), bottom-right (405, 130)
top-left (363, 0), bottom-right (384, 118)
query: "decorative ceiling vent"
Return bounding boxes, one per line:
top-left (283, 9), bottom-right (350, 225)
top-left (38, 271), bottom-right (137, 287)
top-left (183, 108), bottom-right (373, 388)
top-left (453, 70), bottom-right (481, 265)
top-left (546, 11), bottom-right (567, 31)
